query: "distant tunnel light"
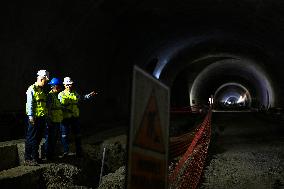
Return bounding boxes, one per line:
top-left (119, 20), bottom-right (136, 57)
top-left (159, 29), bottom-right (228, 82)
top-left (208, 97), bottom-right (214, 104)
top-left (224, 96), bottom-right (238, 105)
top-left (237, 94), bottom-right (247, 103)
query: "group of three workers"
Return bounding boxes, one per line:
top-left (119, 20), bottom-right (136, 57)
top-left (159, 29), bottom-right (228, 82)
top-left (25, 69), bottom-right (97, 166)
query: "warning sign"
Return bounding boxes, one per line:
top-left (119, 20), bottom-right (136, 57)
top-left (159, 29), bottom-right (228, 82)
top-left (129, 151), bottom-right (166, 189)
top-left (127, 66), bottom-right (169, 189)
top-left (134, 90), bottom-right (165, 153)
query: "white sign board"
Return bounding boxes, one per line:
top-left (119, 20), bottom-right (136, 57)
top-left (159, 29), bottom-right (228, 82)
top-left (127, 65), bottom-right (169, 189)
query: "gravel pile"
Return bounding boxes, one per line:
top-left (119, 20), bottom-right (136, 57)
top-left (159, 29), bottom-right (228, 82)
top-left (43, 163), bottom-right (85, 188)
top-left (201, 149), bottom-right (284, 189)
top-left (97, 166), bottom-right (126, 189)
top-left (200, 113), bottom-right (284, 189)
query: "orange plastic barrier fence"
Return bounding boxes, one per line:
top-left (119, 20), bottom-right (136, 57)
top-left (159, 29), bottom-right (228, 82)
top-left (169, 110), bottom-right (212, 189)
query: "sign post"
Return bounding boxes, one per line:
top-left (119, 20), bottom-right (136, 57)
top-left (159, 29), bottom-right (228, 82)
top-left (127, 65), bottom-right (169, 189)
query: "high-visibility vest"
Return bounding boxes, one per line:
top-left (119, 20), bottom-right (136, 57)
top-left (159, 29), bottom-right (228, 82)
top-left (48, 91), bottom-right (63, 123)
top-left (26, 84), bottom-right (48, 117)
top-left (59, 90), bottom-right (79, 118)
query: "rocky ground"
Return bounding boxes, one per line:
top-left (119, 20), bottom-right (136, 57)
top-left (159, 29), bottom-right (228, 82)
top-left (0, 124), bottom-right (128, 189)
top-left (199, 112), bottom-right (284, 189)
top-left (1, 112), bottom-right (283, 189)
top-left (78, 112), bottom-right (284, 189)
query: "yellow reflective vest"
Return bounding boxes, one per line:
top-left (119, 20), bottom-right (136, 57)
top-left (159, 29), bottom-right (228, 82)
top-left (48, 91), bottom-right (63, 123)
top-left (26, 84), bottom-right (48, 117)
top-left (58, 90), bottom-right (80, 118)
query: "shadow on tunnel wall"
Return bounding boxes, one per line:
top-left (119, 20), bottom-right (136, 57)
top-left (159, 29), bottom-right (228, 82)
top-left (0, 111), bottom-right (26, 142)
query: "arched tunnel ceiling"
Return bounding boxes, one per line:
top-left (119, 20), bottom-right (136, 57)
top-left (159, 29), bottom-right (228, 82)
top-left (164, 53), bottom-right (275, 108)
top-left (155, 36), bottom-right (277, 108)
top-left (1, 0), bottom-right (284, 117)
top-left (214, 82), bottom-right (252, 108)
top-left (189, 57), bottom-right (274, 107)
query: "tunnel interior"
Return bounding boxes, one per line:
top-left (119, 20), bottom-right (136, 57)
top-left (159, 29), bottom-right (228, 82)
top-left (1, 0), bottom-right (284, 128)
top-left (161, 50), bottom-right (275, 111)
top-left (0, 1), bottom-right (284, 188)
top-left (214, 82), bottom-right (252, 110)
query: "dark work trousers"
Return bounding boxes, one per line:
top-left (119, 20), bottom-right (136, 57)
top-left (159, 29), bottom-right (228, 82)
top-left (44, 121), bottom-right (60, 159)
top-left (60, 117), bottom-right (82, 155)
top-left (24, 116), bottom-right (46, 161)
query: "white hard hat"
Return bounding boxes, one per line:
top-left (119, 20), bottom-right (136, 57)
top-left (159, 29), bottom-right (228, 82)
top-left (37, 70), bottom-right (49, 80)
top-left (63, 77), bottom-right (74, 84)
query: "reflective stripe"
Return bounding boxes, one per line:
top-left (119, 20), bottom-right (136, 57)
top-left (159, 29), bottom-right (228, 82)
top-left (26, 84), bottom-right (48, 117)
top-left (48, 91), bottom-right (63, 123)
top-left (59, 90), bottom-right (80, 118)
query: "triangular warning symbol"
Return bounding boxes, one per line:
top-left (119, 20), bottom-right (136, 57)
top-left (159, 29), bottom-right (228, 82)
top-left (134, 90), bottom-right (165, 153)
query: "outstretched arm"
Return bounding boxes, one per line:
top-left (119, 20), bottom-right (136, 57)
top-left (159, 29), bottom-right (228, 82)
top-left (84, 91), bottom-right (98, 100)
top-left (76, 90), bottom-right (99, 102)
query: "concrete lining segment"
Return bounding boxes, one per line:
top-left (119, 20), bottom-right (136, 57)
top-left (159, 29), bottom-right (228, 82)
top-left (0, 145), bottom-right (18, 171)
top-left (0, 139), bottom-right (25, 147)
top-left (189, 57), bottom-right (274, 107)
top-left (0, 139), bottom-right (25, 169)
top-left (0, 139), bottom-right (49, 188)
top-left (0, 165), bottom-right (48, 189)
top-left (0, 164), bottom-right (48, 178)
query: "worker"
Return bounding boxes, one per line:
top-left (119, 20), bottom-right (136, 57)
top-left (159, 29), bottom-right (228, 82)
top-left (44, 77), bottom-right (63, 161)
top-left (25, 69), bottom-right (49, 166)
top-left (58, 76), bottom-right (97, 158)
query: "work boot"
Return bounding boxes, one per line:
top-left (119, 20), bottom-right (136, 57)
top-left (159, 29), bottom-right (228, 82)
top-left (24, 160), bottom-right (39, 166)
top-left (59, 152), bottom-right (69, 159)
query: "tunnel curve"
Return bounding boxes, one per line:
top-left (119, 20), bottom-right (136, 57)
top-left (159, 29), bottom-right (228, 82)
top-left (213, 82), bottom-right (252, 109)
top-left (149, 34), bottom-right (276, 109)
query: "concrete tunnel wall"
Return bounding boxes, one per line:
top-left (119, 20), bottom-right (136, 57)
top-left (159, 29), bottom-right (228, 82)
top-left (1, 0), bottom-right (284, 130)
top-left (189, 57), bottom-right (275, 108)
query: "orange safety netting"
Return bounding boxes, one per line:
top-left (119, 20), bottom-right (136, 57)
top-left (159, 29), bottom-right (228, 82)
top-left (169, 110), bottom-right (212, 189)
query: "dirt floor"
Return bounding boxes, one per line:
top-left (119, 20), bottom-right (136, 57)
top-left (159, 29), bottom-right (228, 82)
top-left (199, 112), bottom-right (284, 189)
top-left (0, 123), bottom-right (128, 189)
top-left (48, 112), bottom-right (283, 189)
top-left (1, 112), bottom-right (283, 189)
